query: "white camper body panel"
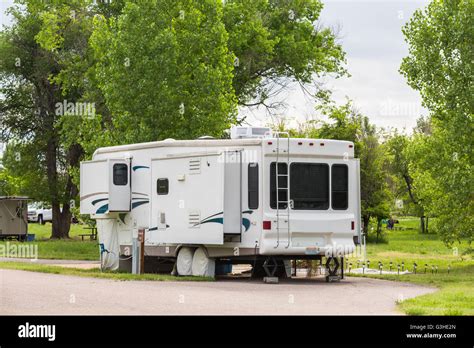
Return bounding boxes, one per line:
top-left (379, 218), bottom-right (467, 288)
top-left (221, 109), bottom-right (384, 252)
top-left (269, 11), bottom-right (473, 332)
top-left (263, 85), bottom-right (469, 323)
top-left (81, 137), bottom-right (360, 262)
top-left (150, 153), bottom-right (225, 245)
top-left (80, 159), bottom-right (108, 215)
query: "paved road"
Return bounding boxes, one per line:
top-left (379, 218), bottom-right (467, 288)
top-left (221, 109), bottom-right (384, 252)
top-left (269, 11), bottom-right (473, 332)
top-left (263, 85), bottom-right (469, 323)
top-left (0, 269), bottom-right (436, 315)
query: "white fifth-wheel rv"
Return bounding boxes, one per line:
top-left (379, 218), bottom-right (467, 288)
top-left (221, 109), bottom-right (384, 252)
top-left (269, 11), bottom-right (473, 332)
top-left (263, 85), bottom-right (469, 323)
top-left (80, 126), bottom-right (361, 280)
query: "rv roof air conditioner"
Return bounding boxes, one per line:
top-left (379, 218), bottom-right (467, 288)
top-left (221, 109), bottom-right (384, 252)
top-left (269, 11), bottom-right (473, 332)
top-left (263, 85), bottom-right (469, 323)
top-left (230, 126), bottom-right (272, 139)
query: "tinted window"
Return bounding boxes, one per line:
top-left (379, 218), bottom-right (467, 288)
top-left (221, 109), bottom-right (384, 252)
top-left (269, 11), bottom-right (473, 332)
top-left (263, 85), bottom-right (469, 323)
top-left (270, 162), bottom-right (288, 209)
top-left (290, 163), bottom-right (329, 210)
top-left (332, 164), bottom-right (348, 210)
top-left (157, 178), bottom-right (169, 195)
top-left (113, 164), bottom-right (128, 186)
top-left (248, 163), bottom-right (259, 209)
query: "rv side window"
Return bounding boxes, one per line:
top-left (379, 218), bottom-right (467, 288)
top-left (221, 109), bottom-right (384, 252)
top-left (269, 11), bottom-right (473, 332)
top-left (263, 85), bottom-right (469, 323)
top-left (157, 178), bottom-right (169, 195)
top-left (332, 164), bottom-right (348, 210)
top-left (270, 162), bottom-right (288, 209)
top-left (113, 163), bottom-right (128, 186)
top-left (290, 163), bottom-right (329, 210)
top-left (248, 163), bottom-right (259, 209)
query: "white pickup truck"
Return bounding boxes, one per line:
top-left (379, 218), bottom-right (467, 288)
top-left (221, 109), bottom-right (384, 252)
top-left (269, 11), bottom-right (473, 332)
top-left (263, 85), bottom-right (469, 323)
top-left (27, 202), bottom-right (53, 224)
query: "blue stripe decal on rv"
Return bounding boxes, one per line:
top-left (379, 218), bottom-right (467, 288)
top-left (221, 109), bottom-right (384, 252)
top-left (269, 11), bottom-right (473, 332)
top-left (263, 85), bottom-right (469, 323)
top-left (131, 200), bottom-right (149, 209)
top-left (199, 210), bottom-right (253, 223)
top-left (200, 217), bottom-right (224, 225)
top-left (242, 218), bottom-right (251, 231)
top-left (199, 217), bottom-right (251, 232)
top-left (199, 211), bottom-right (224, 221)
top-left (96, 204), bottom-right (109, 214)
top-left (148, 211), bottom-right (252, 231)
top-left (94, 199), bottom-right (149, 214)
top-left (91, 198), bottom-right (108, 206)
top-left (132, 166), bottom-right (150, 171)
top-left (195, 211), bottom-right (254, 231)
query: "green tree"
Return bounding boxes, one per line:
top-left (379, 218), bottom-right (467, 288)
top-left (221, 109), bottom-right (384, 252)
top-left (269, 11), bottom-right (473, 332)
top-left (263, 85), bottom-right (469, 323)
top-left (0, 0), bottom-right (93, 238)
top-left (400, 0), bottom-right (473, 245)
top-left (386, 133), bottom-right (428, 233)
top-left (90, 0), bottom-right (237, 143)
top-left (222, 0), bottom-right (347, 107)
top-left (90, 0), bottom-right (347, 143)
top-left (357, 119), bottom-right (391, 240)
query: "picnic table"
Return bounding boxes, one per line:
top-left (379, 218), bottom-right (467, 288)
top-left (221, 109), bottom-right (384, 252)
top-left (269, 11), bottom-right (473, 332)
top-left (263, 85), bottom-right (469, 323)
top-left (79, 226), bottom-right (97, 241)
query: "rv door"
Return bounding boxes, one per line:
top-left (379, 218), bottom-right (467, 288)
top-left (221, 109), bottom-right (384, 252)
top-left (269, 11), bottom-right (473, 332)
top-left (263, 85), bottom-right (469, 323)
top-left (108, 158), bottom-right (131, 212)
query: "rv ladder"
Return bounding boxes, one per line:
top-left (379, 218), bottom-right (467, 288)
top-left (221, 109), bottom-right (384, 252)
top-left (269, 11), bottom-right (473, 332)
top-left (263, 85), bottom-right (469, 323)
top-left (274, 131), bottom-right (291, 249)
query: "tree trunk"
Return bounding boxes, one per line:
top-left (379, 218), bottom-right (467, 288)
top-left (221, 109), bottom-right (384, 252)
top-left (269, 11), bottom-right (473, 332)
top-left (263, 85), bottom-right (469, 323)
top-left (404, 174), bottom-right (417, 205)
top-left (420, 216), bottom-right (425, 234)
top-left (376, 218), bottom-right (382, 243)
top-left (50, 143), bottom-right (83, 239)
top-left (45, 135), bottom-right (68, 239)
top-left (426, 217), bottom-right (429, 233)
top-left (362, 215), bottom-right (370, 236)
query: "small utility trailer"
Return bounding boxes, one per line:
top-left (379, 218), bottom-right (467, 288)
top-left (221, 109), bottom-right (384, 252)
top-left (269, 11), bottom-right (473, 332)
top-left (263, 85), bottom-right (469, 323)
top-left (80, 127), bottom-right (361, 280)
top-left (0, 196), bottom-right (29, 241)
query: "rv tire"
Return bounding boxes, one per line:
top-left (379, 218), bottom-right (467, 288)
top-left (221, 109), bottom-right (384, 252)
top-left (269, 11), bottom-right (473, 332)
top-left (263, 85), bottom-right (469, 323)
top-left (176, 247), bottom-right (195, 276)
top-left (191, 247), bottom-right (215, 277)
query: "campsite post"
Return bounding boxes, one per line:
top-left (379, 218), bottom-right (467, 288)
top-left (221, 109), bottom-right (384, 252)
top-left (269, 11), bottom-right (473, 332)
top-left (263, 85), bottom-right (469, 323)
top-left (138, 228), bottom-right (145, 274)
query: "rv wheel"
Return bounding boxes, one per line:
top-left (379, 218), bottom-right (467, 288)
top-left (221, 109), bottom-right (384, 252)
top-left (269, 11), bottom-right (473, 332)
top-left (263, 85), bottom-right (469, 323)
top-left (191, 247), bottom-right (215, 277)
top-left (176, 247), bottom-right (195, 276)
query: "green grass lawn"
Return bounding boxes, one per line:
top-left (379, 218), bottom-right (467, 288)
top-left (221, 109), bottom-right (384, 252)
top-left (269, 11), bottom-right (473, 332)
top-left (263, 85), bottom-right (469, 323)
top-left (27, 223), bottom-right (93, 239)
top-left (0, 223), bottom-right (99, 260)
top-left (347, 217), bottom-right (473, 315)
top-left (0, 261), bottom-right (212, 282)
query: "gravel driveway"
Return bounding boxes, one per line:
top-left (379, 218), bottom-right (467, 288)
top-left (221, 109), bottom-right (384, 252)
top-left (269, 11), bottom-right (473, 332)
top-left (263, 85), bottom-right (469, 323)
top-left (0, 269), bottom-right (436, 315)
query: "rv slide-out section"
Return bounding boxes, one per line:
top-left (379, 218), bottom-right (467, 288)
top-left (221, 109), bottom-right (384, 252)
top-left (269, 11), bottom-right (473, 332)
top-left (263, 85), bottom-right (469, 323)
top-left (150, 153), bottom-right (225, 245)
top-left (149, 150), bottom-right (248, 246)
top-left (80, 158), bottom-right (131, 215)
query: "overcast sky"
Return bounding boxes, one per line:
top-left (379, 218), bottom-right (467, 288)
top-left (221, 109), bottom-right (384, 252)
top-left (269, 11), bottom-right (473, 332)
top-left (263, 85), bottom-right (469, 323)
top-left (244, 0), bottom-right (430, 132)
top-left (0, 0), bottom-right (430, 133)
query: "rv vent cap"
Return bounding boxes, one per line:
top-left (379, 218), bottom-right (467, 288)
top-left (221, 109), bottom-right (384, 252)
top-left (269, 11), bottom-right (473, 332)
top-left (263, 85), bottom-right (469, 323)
top-left (198, 135), bottom-right (215, 140)
top-left (230, 126), bottom-right (272, 139)
top-left (163, 138), bottom-right (176, 142)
